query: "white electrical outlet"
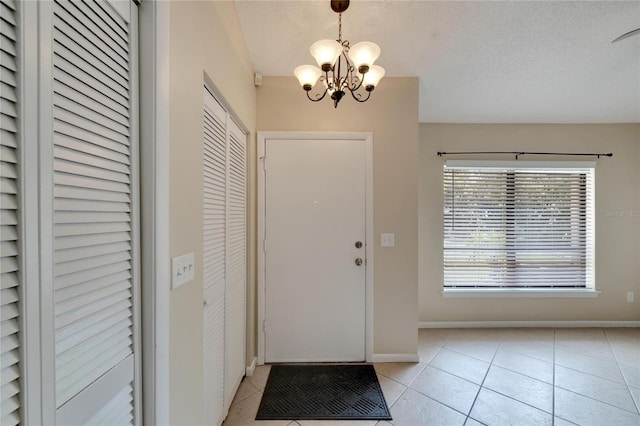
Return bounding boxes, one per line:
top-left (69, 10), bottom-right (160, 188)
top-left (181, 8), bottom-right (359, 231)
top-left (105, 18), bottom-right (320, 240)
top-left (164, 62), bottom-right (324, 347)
top-left (627, 292), bottom-right (634, 302)
top-left (381, 233), bottom-right (395, 248)
top-left (172, 252), bottom-right (195, 289)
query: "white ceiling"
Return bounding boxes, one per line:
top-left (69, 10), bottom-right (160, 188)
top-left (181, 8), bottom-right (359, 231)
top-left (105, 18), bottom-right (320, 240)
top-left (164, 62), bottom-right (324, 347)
top-left (235, 0), bottom-right (640, 123)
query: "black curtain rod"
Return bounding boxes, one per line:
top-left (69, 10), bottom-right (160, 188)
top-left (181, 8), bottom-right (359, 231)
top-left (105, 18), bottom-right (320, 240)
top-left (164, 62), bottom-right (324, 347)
top-left (437, 151), bottom-right (613, 160)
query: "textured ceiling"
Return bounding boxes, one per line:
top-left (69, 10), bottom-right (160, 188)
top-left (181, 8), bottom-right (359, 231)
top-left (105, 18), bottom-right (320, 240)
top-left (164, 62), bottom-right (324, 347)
top-left (235, 0), bottom-right (640, 123)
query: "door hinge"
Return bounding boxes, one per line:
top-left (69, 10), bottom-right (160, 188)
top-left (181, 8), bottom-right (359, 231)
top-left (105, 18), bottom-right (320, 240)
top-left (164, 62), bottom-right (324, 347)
top-left (263, 238), bottom-right (266, 252)
top-left (263, 320), bottom-right (266, 332)
top-left (260, 156), bottom-right (266, 171)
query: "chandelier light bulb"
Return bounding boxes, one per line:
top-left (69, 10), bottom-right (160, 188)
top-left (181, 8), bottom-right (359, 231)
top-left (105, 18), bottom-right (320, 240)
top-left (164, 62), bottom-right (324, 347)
top-left (310, 39), bottom-right (343, 71)
top-left (348, 42), bottom-right (380, 74)
top-left (363, 65), bottom-right (385, 90)
top-left (294, 65), bottom-right (323, 90)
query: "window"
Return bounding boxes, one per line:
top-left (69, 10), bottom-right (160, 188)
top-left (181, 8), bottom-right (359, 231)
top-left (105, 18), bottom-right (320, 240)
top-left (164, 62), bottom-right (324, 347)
top-left (443, 161), bottom-right (594, 290)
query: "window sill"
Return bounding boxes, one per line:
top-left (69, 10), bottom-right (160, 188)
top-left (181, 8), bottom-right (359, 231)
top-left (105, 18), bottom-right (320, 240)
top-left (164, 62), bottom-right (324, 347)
top-left (442, 288), bottom-right (601, 298)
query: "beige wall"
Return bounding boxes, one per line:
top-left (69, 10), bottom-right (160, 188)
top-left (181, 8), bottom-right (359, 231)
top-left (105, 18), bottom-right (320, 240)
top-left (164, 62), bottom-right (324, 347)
top-left (419, 124), bottom-right (640, 323)
top-left (168, 1), bottom-right (256, 424)
top-left (257, 77), bottom-right (420, 355)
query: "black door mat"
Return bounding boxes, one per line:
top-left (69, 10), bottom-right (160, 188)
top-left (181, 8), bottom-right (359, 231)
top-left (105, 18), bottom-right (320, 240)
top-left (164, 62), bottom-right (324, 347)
top-left (255, 364), bottom-right (392, 421)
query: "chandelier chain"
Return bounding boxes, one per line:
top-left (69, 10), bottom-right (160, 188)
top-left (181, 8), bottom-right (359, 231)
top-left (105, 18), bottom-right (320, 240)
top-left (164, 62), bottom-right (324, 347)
top-left (338, 12), bottom-right (342, 42)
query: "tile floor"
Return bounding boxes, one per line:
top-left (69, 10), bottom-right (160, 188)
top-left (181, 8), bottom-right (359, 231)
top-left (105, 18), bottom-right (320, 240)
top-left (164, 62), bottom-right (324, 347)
top-left (222, 328), bottom-right (640, 426)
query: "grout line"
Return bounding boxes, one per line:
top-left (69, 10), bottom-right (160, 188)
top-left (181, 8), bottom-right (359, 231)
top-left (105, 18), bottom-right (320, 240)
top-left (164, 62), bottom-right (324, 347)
top-left (490, 358), bottom-right (554, 386)
top-left (555, 386), bottom-right (640, 416)
top-left (439, 344), bottom-right (499, 365)
top-left (554, 331), bottom-right (640, 417)
top-left (463, 334), bottom-right (502, 420)
top-left (598, 329), bottom-right (640, 415)
top-left (554, 362), bottom-right (628, 386)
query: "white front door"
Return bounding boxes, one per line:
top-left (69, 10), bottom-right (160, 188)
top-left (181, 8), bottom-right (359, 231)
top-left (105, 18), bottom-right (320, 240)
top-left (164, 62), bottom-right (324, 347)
top-left (265, 138), bottom-right (367, 362)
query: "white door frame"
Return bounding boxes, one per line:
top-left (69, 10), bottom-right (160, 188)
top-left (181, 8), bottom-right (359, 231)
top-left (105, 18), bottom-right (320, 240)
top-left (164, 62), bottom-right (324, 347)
top-left (257, 131), bottom-right (374, 365)
top-left (139, 1), bottom-right (170, 424)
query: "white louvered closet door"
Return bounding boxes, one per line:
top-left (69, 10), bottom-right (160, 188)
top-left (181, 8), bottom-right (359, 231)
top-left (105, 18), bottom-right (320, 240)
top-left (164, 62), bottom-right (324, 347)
top-left (0, 1), bottom-right (21, 424)
top-left (51, 0), bottom-right (139, 424)
top-left (202, 87), bottom-right (246, 424)
top-left (203, 88), bottom-right (226, 426)
top-left (224, 118), bottom-right (246, 414)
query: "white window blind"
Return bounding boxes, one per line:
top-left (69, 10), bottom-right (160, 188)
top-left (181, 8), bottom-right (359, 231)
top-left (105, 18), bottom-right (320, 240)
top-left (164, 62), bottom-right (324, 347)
top-left (443, 161), bottom-right (594, 289)
top-left (0, 1), bottom-right (21, 424)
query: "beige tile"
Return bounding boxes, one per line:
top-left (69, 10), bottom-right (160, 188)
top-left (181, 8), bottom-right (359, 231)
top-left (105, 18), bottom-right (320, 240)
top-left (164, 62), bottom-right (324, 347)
top-left (376, 374), bottom-right (406, 406)
top-left (429, 348), bottom-right (490, 385)
top-left (556, 341), bottom-right (617, 362)
top-left (554, 387), bottom-right (640, 426)
top-left (417, 340), bottom-right (441, 364)
top-left (555, 365), bottom-right (638, 413)
top-left (297, 420), bottom-right (378, 426)
top-left (221, 392), bottom-right (290, 426)
top-left (390, 388), bottom-right (466, 426)
top-left (482, 365), bottom-right (552, 413)
top-left (629, 386), bottom-right (640, 411)
top-left (464, 418), bottom-right (485, 426)
top-left (555, 347), bottom-right (625, 383)
top-left (555, 328), bottom-right (608, 342)
top-left (555, 329), bottom-right (616, 361)
top-left (469, 388), bottom-right (552, 426)
top-left (373, 362), bottom-right (427, 386)
top-left (246, 364), bottom-right (271, 391)
top-left (619, 361), bottom-right (640, 388)
top-left (444, 340), bottom-right (499, 363)
top-left (410, 365), bottom-right (479, 415)
top-left (605, 328), bottom-right (640, 340)
top-left (553, 417), bottom-right (578, 426)
top-left (418, 328), bottom-right (451, 346)
top-left (492, 348), bottom-right (553, 384)
top-left (446, 328), bottom-right (503, 342)
top-left (499, 341), bottom-right (554, 363)
top-left (500, 328), bottom-right (555, 343)
top-left (230, 379), bottom-right (261, 407)
top-left (610, 341), bottom-right (640, 367)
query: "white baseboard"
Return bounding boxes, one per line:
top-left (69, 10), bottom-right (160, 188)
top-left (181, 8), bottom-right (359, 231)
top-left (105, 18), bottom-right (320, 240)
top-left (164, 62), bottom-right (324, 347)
top-left (371, 353), bottom-right (420, 363)
top-left (418, 321), bottom-right (640, 328)
top-left (245, 356), bottom-right (258, 377)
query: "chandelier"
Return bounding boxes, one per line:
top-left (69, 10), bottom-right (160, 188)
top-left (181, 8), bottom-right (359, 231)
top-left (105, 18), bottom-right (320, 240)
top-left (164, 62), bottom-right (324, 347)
top-left (294, 0), bottom-right (385, 108)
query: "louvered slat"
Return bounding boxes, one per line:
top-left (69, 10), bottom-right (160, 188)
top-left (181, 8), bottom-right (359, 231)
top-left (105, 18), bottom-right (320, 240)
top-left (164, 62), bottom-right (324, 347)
top-left (0, 1), bottom-right (20, 424)
top-left (203, 287), bottom-right (225, 425)
top-left (443, 162), bottom-right (594, 288)
top-left (51, 0), bottom-right (135, 415)
top-left (203, 105), bottom-right (226, 291)
top-left (224, 120), bottom-right (246, 414)
top-left (202, 88), bottom-right (226, 425)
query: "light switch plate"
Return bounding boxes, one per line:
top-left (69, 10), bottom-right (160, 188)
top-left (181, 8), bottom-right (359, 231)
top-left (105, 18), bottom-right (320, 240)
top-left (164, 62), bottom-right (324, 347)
top-left (172, 252), bottom-right (195, 289)
top-left (381, 233), bottom-right (395, 248)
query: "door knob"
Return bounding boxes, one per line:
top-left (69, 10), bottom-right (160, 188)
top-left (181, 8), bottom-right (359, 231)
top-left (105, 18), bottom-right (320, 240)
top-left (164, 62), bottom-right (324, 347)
top-left (355, 241), bottom-right (363, 249)
top-left (355, 258), bottom-right (363, 266)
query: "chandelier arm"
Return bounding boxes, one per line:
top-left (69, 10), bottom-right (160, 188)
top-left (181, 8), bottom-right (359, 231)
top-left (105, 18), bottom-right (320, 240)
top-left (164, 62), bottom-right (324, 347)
top-left (306, 88), bottom-right (329, 102)
top-left (340, 50), bottom-right (365, 93)
top-left (350, 89), bottom-right (372, 103)
top-left (347, 71), bottom-right (365, 92)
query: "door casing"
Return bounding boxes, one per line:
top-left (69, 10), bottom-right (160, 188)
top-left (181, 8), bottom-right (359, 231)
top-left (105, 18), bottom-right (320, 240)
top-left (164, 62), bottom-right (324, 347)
top-left (256, 131), bottom-right (374, 365)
